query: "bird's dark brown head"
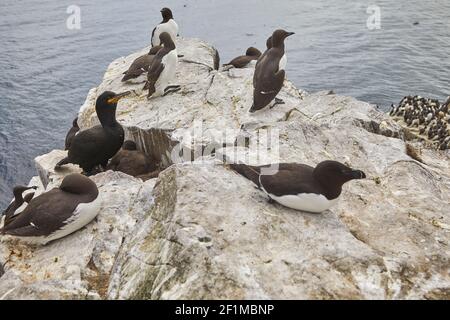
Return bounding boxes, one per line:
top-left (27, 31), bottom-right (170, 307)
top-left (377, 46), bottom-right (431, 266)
top-left (95, 91), bottom-right (131, 126)
top-left (13, 186), bottom-right (37, 200)
top-left (246, 47), bottom-right (262, 57)
top-left (122, 140), bottom-right (137, 151)
top-left (313, 160), bottom-right (366, 191)
top-left (159, 32), bottom-right (175, 49)
top-left (149, 45), bottom-right (163, 55)
top-left (161, 7), bottom-right (173, 22)
top-left (271, 29), bottom-right (295, 48)
top-left (59, 173), bottom-right (98, 198)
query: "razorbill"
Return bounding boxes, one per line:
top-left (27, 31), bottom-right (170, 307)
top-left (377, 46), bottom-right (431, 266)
top-left (250, 29), bottom-right (294, 112)
top-left (122, 45), bottom-right (163, 82)
top-left (1, 186), bottom-right (37, 226)
top-left (106, 140), bottom-right (157, 177)
top-left (55, 91), bottom-right (131, 175)
top-left (65, 117), bottom-right (79, 150)
top-left (151, 7), bottom-right (179, 47)
top-left (223, 47), bottom-right (262, 69)
top-left (230, 160), bottom-right (366, 213)
top-left (0, 174), bottom-right (101, 245)
top-left (144, 32), bottom-right (180, 98)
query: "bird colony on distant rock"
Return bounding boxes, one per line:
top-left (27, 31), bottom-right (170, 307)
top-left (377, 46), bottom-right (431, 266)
top-left (390, 95), bottom-right (450, 150)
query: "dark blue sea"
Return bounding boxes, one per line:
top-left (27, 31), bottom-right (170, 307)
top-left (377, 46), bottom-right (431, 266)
top-left (1, 0), bottom-right (449, 206)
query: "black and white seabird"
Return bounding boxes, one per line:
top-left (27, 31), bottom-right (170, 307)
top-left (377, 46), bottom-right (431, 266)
top-left (65, 117), bottom-right (79, 150)
top-left (0, 174), bottom-right (101, 245)
top-left (121, 46), bottom-right (163, 82)
top-left (223, 47), bottom-right (262, 69)
top-left (56, 91), bottom-right (131, 175)
top-left (250, 29), bottom-right (294, 113)
top-left (144, 32), bottom-right (179, 98)
top-left (1, 186), bottom-right (37, 226)
top-left (230, 160), bottom-right (366, 213)
top-left (106, 140), bottom-right (157, 178)
top-left (151, 7), bottom-right (179, 47)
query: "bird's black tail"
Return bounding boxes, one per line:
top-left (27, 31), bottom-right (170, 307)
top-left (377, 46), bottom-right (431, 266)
top-left (121, 74), bottom-right (132, 82)
top-left (229, 163), bottom-right (261, 187)
top-left (55, 157), bottom-right (70, 169)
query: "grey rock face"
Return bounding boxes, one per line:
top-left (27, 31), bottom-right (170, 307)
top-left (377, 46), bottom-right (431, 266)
top-left (1, 38), bottom-right (449, 300)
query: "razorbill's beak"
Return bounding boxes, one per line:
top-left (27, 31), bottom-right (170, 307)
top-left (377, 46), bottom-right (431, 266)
top-left (349, 170), bottom-right (366, 179)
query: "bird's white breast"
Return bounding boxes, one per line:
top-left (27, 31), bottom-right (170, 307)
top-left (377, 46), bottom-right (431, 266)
top-left (13, 202), bottom-right (28, 216)
top-left (279, 54), bottom-right (287, 71)
top-left (260, 178), bottom-right (337, 213)
top-left (155, 49), bottom-right (178, 94)
top-left (152, 19), bottom-right (179, 46)
top-left (268, 192), bottom-right (337, 213)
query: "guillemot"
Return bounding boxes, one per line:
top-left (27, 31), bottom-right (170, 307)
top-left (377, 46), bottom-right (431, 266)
top-left (106, 140), bottom-right (157, 178)
top-left (1, 186), bottom-right (37, 227)
top-left (55, 91), bottom-right (131, 175)
top-left (122, 45), bottom-right (163, 82)
top-left (65, 117), bottom-right (79, 150)
top-left (151, 8), bottom-right (179, 47)
top-left (230, 160), bottom-right (366, 213)
top-left (144, 32), bottom-right (180, 98)
top-left (223, 47), bottom-right (262, 69)
top-left (250, 29), bottom-right (294, 113)
top-left (0, 174), bottom-right (101, 245)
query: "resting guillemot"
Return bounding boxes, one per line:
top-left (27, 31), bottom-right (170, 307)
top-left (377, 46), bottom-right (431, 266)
top-left (122, 45), bottom-right (163, 82)
top-left (230, 161), bottom-right (366, 213)
top-left (144, 32), bottom-right (180, 98)
top-left (0, 174), bottom-right (101, 245)
top-left (1, 186), bottom-right (37, 226)
top-left (65, 117), bottom-right (79, 150)
top-left (151, 8), bottom-right (179, 47)
top-left (250, 29), bottom-right (294, 113)
top-left (106, 140), bottom-right (157, 178)
top-left (56, 91), bottom-right (131, 175)
top-left (223, 47), bottom-right (262, 69)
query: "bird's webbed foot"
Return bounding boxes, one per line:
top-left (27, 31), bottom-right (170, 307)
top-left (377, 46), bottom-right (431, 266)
top-left (270, 97), bottom-right (285, 109)
top-left (163, 85), bottom-right (181, 96)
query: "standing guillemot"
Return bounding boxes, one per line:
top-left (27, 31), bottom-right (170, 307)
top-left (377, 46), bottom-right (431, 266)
top-left (151, 8), bottom-right (179, 47)
top-left (122, 45), bottom-right (163, 82)
top-left (1, 186), bottom-right (37, 226)
top-left (144, 32), bottom-right (180, 98)
top-left (65, 117), bottom-right (79, 150)
top-left (106, 140), bottom-right (157, 178)
top-left (230, 161), bottom-right (366, 213)
top-left (0, 174), bottom-right (101, 245)
top-left (223, 47), bottom-right (262, 69)
top-left (55, 91), bottom-right (131, 175)
top-left (250, 29), bottom-right (294, 113)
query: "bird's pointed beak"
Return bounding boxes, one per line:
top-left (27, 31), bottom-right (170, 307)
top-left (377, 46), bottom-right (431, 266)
top-left (29, 186), bottom-right (38, 190)
top-left (350, 170), bottom-right (366, 180)
top-left (107, 91), bottom-right (131, 104)
top-left (287, 32), bottom-right (295, 37)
